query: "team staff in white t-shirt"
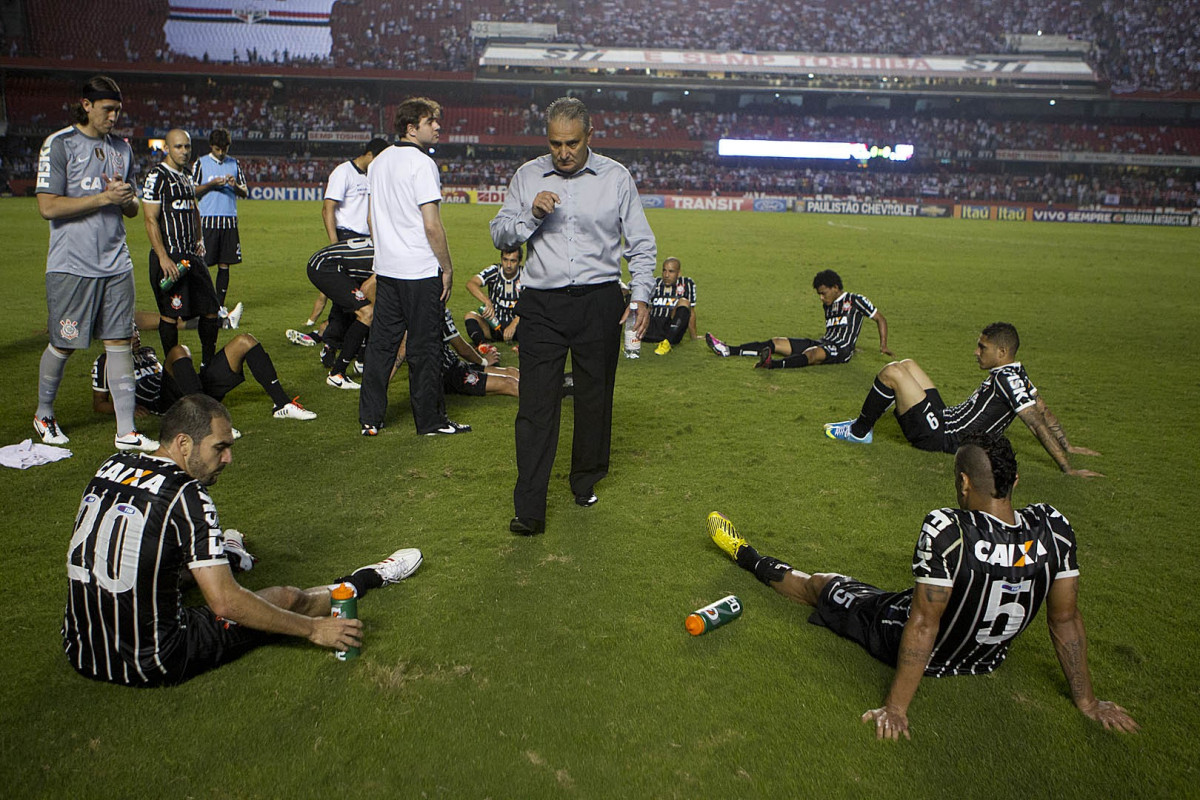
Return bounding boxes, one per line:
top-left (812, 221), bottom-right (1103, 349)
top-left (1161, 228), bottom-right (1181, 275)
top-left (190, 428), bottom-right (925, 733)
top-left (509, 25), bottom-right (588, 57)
top-left (305, 137), bottom-right (390, 326)
top-left (358, 97), bottom-right (469, 437)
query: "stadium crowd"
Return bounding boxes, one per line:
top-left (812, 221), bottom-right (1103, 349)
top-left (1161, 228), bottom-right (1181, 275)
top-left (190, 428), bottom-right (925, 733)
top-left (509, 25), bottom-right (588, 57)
top-left (6, 76), bottom-right (1199, 158)
top-left (5, 0), bottom-right (1199, 93)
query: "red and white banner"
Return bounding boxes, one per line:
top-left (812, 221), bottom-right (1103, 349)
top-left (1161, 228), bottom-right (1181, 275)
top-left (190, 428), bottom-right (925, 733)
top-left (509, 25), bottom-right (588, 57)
top-left (165, 0), bottom-right (335, 61)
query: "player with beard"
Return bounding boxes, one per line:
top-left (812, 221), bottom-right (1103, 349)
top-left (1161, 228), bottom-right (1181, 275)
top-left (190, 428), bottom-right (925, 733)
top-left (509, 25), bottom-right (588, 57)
top-left (63, 394), bottom-right (419, 687)
top-left (463, 246), bottom-right (524, 352)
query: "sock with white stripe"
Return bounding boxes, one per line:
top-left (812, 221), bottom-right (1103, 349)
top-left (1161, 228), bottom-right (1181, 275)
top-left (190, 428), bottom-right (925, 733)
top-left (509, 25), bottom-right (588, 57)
top-left (36, 345), bottom-right (70, 418)
top-left (106, 344), bottom-right (138, 435)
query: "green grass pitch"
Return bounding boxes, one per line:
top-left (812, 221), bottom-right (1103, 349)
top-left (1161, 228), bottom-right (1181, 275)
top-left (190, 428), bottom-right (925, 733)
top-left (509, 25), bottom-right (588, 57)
top-left (1, 198), bottom-right (1197, 797)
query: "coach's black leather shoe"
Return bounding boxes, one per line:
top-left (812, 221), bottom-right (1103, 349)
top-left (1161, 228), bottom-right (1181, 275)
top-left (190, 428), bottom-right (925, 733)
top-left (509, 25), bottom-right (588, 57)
top-left (575, 492), bottom-right (599, 508)
top-left (510, 517), bottom-right (545, 535)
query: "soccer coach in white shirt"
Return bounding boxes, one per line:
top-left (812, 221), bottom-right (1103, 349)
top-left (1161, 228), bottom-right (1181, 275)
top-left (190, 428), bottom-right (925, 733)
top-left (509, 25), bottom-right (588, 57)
top-left (358, 98), bottom-right (468, 437)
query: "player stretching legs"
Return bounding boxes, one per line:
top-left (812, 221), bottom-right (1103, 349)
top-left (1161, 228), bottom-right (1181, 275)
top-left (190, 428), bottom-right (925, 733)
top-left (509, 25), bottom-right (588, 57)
top-left (706, 433), bottom-right (1138, 740)
top-left (705, 270), bottom-right (888, 368)
top-left (825, 322), bottom-right (1102, 477)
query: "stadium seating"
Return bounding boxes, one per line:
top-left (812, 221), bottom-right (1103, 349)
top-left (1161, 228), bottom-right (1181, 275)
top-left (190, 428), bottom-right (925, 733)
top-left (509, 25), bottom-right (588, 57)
top-left (8, 0), bottom-right (1199, 94)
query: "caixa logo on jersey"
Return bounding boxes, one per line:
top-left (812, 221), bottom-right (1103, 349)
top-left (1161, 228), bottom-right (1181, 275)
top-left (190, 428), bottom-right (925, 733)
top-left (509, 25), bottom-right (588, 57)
top-left (641, 194), bottom-right (665, 209)
top-left (753, 197), bottom-right (787, 212)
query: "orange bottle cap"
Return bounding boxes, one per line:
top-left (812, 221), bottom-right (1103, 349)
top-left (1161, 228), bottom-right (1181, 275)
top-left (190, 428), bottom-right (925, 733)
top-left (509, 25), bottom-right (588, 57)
top-left (330, 583), bottom-right (355, 600)
top-left (684, 614), bottom-right (705, 636)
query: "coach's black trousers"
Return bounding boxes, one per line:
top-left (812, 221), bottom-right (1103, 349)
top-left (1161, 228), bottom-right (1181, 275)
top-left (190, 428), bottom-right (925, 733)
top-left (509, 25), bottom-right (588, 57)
top-left (513, 283), bottom-right (624, 521)
top-left (359, 275), bottom-right (446, 433)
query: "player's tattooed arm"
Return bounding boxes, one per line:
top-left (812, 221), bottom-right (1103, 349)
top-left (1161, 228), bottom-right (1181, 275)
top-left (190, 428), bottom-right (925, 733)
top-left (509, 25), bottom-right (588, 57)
top-left (1037, 396), bottom-right (1101, 456)
top-left (866, 582), bottom-right (951, 740)
top-left (1045, 577), bottom-right (1139, 733)
top-left (1018, 405), bottom-right (1104, 477)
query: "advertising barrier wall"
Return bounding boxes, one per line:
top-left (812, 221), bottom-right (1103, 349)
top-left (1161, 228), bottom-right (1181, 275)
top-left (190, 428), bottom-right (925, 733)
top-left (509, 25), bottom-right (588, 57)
top-left (6, 180), bottom-right (1195, 227)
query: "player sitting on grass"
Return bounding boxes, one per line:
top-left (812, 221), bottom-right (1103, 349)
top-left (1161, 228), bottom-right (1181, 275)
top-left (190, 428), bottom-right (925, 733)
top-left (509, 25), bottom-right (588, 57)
top-left (707, 433), bottom-right (1138, 740)
top-left (641, 257), bottom-right (697, 356)
top-left (93, 329), bottom-right (316, 429)
top-left (64, 395), bottom-right (418, 687)
top-left (463, 245), bottom-right (524, 353)
top-left (705, 269), bottom-right (889, 368)
top-left (824, 321), bottom-right (1101, 477)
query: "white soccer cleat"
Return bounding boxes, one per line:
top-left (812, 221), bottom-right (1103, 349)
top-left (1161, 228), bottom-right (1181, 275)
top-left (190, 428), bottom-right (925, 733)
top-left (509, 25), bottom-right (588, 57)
top-left (705, 332), bottom-right (731, 357)
top-left (273, 398), bottom-right (316, 420)
top-left (222, 529), bottom-right (258, 572)
top-left (286, 329), bottom-right (316, 347)
top-left (326, 373), bottom-right (360, 390)
top-left (33, 415), bottom-right (69, 445)
top-left (225, 302), bottom-right (244, 330)
top-left (115, 431), bottom-right (160, 452)
top-left (231, 427), bottom-right (243, 440)
top-left (361, 547), bottom-right (423, 585)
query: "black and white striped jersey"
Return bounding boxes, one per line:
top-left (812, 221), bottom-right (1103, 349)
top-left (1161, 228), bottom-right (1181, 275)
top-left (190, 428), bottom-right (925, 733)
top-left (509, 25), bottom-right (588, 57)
top-left (912, 503), bottom-right (1079, 677)
top-left (944, 363), bottom-right (1038, 438)
top-left (474, 264), bottom-right (523, 320)
top-left (307, 237), bottom-right (375, 284)
top-left (440, 308), bottom-right (467, 370)
top-left (142, 163), bottom-right (200, 255)
top-left (819, 291), bottom-right (877, 350)
top-left (649, 276), bottom-right (696, 319)
top-left (92, 347), bottom-right (166, 413)
top-left (62, 452), bottom-right (229, 685)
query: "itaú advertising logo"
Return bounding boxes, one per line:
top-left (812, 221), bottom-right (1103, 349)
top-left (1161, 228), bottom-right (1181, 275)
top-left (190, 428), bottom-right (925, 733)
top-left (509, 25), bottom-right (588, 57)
top-left (718, 139), bottom-right (914, 162)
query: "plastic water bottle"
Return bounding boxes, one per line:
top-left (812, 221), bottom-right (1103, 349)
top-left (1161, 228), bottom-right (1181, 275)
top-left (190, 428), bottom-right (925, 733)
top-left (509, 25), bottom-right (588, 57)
top-left (160, 258), bottom-right (191, 291)
top-left (623, 318), bottom-right (641, 358)
top-left (330, 583), bottom-right (360, 660)
top-left (476, 304), bottom-right (502, 333)
top-left (685, 595), bottom-right (742, 636)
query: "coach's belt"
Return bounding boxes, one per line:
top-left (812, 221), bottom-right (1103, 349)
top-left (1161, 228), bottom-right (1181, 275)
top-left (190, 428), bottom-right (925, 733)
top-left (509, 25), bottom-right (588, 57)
top-left (540, 281), bottom-right (617, 297)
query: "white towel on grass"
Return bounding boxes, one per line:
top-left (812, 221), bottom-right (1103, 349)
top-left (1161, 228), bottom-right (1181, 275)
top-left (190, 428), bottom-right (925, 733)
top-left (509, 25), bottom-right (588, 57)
top-left (0, 439), bottom-right (73, 469)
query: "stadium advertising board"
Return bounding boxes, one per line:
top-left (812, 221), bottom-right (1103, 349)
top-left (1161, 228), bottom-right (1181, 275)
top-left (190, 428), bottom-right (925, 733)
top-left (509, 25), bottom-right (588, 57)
top-left (800, 199), bottom-right (925, 217)
top-left (995, 150), bottom-right (1200, 168)
top-left (958, 204), bottom-right (993, 220)
top-left (308, 131), bottom-right (374, 142)
top-left (1031, 209), bottom-right (1195, 226)
top-left (249, 185), bottom-right (323, 201)
top-left (479, 45), bottom-right (1097, 81)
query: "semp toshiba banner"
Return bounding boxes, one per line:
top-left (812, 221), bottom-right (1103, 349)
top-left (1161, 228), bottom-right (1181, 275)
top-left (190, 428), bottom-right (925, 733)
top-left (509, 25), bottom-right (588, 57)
top-left (469, 188), bottom-right (758, 211)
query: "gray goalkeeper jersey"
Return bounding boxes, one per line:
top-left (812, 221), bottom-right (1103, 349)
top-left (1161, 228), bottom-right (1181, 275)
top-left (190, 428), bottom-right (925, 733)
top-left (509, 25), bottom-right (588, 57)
top-left (36, 125), bottom-right (136, 277)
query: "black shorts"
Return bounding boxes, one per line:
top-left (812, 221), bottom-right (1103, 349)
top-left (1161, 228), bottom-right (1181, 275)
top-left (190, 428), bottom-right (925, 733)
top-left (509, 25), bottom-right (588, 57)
top-left (444, 361), bottom-right (488, 396)
top-left (202, 225), bottom-right (242, 265)
top-left (896, 389), bottom-right (955, 453)
top-left (162, 350), bottom-right (244, 403)
top-left (150, 251), bottom-right (220, 319)
top-left (157, 606), bottom-right (268, 686)
top-left (308, 264), bottom-right (370, 313)
top-left (807, 575), bottom-right (912, 668)
top-left (787, 337), bottom-right (851, 364)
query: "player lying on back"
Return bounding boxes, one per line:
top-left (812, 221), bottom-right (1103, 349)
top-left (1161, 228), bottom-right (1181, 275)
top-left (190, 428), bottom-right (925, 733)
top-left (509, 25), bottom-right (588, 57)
top-left (705, 269), bottom-right (889, 368)
top-left (93, 328), bottom-right (316, 429)
top-left (824, 321), bottom-right (1102, 477)
top-left (707, 433), bottom-right (1138, 740)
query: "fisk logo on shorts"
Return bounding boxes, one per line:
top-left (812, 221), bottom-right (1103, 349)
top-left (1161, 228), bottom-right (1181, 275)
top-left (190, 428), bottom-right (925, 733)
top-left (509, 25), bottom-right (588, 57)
top-left (59, 318), bottom-right (80, 340)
